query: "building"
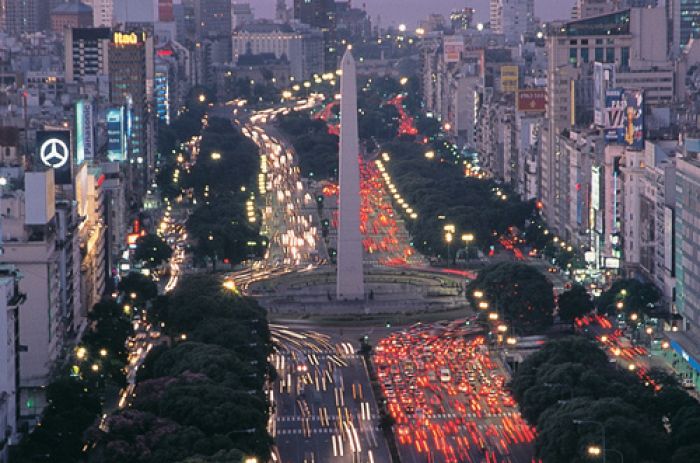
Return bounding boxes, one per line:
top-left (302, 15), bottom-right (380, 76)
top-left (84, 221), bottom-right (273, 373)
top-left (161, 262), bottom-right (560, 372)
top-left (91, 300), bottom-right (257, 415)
top-left (572, 0), bottom-right (618, 20)
top-left (231, 2), bottom-right (254, 31)
top-left (51, 1), bottom-right (93, 33)
top-left (113, 0), bottom-right (157, 23)
top-left (621, 141), bottom-right (677, 300)
top-left (0, 267), bottom-right (23, 462)
top-left (0, 171), bottom-right (63, 422)
top-left (78, 166), bottom-right (106, 317)
top-left (4, 0), bottom-right (45, 35)
top-left (83, 0), bottom-right (113, 26)
top-left (674, 0), bottom-right (700, 51)
top-left (540, 7), bottom-right (670, 238)
top-left (65, 27), bottom-right (111, 84)
top-left (675, 153), bottom-right (700, 332)
top-left (109, 29), bottom-right (155, 194)
top-left (232, 22), bottom-right (324, 81)
top-left (100, 161), bottom-right (127, 285)
top-left (489, 0), bottom-right (534, 44)
top-left (293, 0), bottom-right (336, 69)
top-left (293, 0), bottom-right (334, 28)
top-left (450, 7), bottom-right (475, 32)
top-left (335, 1), bottom-right (371, 39)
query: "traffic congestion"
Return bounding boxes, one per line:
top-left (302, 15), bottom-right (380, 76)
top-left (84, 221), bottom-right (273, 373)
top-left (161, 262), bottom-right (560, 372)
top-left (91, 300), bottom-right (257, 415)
top-left (374, 323), bottom-right (538, 463)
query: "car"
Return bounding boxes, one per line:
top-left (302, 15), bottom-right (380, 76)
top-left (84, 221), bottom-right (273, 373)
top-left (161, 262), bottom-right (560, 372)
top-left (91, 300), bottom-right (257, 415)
top-left (440, 368), bottom-right (452, 383)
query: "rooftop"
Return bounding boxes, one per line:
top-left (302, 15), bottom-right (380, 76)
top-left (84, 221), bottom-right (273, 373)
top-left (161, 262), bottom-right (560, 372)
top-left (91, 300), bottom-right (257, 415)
top-left (556, 9), bottom-right (630, 37)
top-left (52, 1), bottom-right (92, 14)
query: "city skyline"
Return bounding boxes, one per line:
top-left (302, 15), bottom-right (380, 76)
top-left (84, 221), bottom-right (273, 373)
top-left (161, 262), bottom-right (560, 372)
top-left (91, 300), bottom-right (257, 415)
top-left (255, 0), bottom-right (573, 25)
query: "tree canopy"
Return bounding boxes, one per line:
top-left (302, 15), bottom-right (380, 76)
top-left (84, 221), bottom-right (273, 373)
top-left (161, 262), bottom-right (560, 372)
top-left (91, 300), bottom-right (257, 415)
top-left (467, 262), bottom-right (554, 334)
top-left (558, 283), bottom-right (594, 323)
top-left (134, 233), bottom-right (173, 269)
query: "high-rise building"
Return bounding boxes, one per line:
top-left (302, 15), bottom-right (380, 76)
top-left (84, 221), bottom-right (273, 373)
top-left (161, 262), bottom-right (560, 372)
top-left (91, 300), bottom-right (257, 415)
top-left (232, 22), bottom-right (324, 81)
top-left (231, 2), bottom-right (253, 30)
top-left (275, 0), bottom-right (289, 23)
top-left (65, 27), bottom-right (112, 84)
top-left (83, 0), bottom-right (113, 27)
top-left (677, 0), bottom-right (700, 50)
top-left (50, 2), bottom-right (93, 33)
top-left (109, 28), bottom-right (155, 195)
top-left (571, 0), bottom-right (618, 20)
top-left (450, 7), bottom-right (475, 31)
top-left (675, 154), bottom-right (700, 332)
top-left (489, 0), bottom-right (535, 44)
top-left (0, 267), bottom-right (24, 462)
top-left (293, 0), bottom-right (336, 70)
top-left (540, 8), bottom-right (669, 236)
top-left (4, 0), bottom-right (45, 35)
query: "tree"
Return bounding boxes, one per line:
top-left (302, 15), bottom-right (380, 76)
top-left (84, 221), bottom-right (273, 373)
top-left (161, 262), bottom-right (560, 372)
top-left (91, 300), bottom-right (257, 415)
top-left (596, 279), bottom-right (661, 316)
top-left (467, 262), bottom-right (554, 334)
top-left (536, 397), bottom-right (669, 463)
top-left (558, 284), bottom-right (594, 323)
top-left (134, 233), bottom-right (173, 269)
top-left (17, 377), bottom-right (101, 462)
top-left (118, 272), bottom-right (158, 302)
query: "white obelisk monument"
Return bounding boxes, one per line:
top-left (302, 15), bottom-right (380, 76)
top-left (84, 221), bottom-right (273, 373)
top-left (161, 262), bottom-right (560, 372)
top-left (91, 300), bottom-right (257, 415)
top-left (336, 47), bottom-right (365, 301)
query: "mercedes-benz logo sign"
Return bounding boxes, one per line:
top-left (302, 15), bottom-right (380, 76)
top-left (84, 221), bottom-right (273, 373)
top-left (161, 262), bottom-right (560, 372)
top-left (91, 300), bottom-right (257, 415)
top-left (39, 138), bottom-right (69, 169)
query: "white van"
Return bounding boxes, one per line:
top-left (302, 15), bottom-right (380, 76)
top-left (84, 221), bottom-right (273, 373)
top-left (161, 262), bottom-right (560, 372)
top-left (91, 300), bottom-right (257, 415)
top-left (440, 368), bottom-right (451, 383)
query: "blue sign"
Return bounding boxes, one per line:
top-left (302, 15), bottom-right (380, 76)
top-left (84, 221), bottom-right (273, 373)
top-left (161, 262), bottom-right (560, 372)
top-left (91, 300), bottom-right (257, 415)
top-left (106, 107), bottom-right (126, 161)
top-left (671, 340), bottom-right (700, 373)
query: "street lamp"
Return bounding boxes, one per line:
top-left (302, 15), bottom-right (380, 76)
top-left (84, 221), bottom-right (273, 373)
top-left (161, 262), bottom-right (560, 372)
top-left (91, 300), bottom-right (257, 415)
top-left (444, 224), bottom-right (455, 268)
top-left (589, 446), bottom-right (624, 463)
top-left (211, 152), bottom-right (222, 161)
top-left (574, 420), bottom-right (606, 463)
top-left (473, 290), bottom-right (484, 299)
top-left (244, 458), bottom-right (258, 463)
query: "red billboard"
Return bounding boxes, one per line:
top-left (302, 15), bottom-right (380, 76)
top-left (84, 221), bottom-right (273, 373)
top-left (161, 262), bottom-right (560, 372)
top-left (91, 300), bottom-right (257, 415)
top-left (517, 89), bottom-right (546, 113)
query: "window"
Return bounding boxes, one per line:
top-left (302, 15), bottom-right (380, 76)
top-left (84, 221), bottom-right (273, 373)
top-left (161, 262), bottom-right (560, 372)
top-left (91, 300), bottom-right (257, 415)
top-left (581, 48), bottom-right (589, 63)
top-left (595, 47), bottom-right (604, 61)
top-left (605, 47), bottom-right (615, 63)
top-left (621, 46), bottom-right (629, 68)
top-left (569, 47), bottom-right (577, 64)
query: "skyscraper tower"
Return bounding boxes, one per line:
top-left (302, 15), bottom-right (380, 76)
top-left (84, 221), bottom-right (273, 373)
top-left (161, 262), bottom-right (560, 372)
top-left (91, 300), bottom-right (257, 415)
top-left (275, 0), bottom-right (288, 22)
top-left (336, 48), bottom-right (365, 301)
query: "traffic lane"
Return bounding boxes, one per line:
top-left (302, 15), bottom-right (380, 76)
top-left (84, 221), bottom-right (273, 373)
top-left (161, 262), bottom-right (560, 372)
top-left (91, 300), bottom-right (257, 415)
top-left (272, 332), bottom-right (385, 463)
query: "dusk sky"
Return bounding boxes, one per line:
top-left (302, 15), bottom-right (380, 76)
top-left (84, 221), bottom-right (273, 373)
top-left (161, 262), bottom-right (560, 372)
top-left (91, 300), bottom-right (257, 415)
top-left (252, 0), bottom-right (574, 27)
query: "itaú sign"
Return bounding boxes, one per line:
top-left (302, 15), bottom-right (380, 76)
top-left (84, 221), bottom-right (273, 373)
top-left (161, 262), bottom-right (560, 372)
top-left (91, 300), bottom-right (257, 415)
top-left (113, 32), bottom-right (144, 46)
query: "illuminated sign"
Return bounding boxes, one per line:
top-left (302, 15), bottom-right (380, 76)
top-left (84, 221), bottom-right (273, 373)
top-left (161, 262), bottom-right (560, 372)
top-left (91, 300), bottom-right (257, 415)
top-left (501, 65), bottom-right (519, 93)
top-left (517, 89), bottom-right (546, 112)
top-left (36, 130), bottom-right (72, 184)
top-left (75, 100), bottom-right (94, 164)
top-left (106, 107), bottom-right (127, 161)
top-left (113, 31), bottom-right (145, 46)
top-left (443, 36), bottom-right (464, 63)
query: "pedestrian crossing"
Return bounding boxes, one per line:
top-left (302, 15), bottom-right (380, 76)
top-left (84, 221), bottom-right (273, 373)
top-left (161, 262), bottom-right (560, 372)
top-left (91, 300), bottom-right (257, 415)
top-left (428, 411), bottom-right (519, 420)
top-left (276, 414), bottom-right (379, 422)
top-left (275, 426), bottom-right (381, 436)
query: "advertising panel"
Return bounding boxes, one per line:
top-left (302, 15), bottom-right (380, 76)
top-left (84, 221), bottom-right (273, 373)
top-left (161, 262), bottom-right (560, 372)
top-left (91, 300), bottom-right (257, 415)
top-left (501, 65), bottom-right (519, 93)
top-left (622, 90), bottom-right (644, 150)
top-left (604, 88), bottom-right (644, 149)
top-left (516, 89), bottom-right (546, 112)
top-left (594, 62), bottom-right (615, 126)
top-left (36, 130), bottom-right (72, 184)
top-left (106, 107), bottom-right (127, 161)
top-left (75, 100), bottom-right (95, 164)
top-left (443, 36), bottom-right (464, 63)
top-left (604, 88), bottom-right (625, 143)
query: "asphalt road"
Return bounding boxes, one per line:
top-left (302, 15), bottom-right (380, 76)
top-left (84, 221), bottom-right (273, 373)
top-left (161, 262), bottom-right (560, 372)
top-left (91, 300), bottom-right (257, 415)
top-left (374, 323), bottom-right (537, 463)
top-left (270, 324), bottom-right (391, 463)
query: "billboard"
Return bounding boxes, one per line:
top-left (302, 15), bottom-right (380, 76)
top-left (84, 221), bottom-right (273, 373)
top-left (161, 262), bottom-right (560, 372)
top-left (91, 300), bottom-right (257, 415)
top-left (500, 65), bottom-right (519, 93)
top-left (75, 100), bottom-right (95, 164)
top-left (604, 88), bottom-right (644, 149)
top-left (36, 130), bottom-right (72, 184)
top-left (593, 62), bottom-right (615, 126)
top-left (604, 88), bottom-right (625, 143)
top-left (106, 107), bottom-right (127, 161)
top-left (517, 89), bottom-right (546, 112)
top-left (443, 36), bottom-right (464, 63)
top-left (622, 90), bottom-right (644, 150)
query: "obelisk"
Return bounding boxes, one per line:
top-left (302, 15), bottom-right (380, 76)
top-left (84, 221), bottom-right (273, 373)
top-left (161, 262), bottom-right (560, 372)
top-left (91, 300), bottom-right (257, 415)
top-left (336, 47), bottom-right (365, 301)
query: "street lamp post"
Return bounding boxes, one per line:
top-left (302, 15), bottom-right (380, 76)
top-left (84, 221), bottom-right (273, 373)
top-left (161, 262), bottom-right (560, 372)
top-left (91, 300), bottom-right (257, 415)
top-left (574, 419), bottom-right (606, 463)
top-left (462, 233), bottom-right (474, 262)
top-left (589, 446), bottom-right (623, 463)
top-left (444, 224), bottom-right (455, 268)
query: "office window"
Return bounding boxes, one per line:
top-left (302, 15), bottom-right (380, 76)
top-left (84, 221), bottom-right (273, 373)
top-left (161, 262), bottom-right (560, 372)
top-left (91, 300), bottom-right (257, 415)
top-left (595, 47), bottom-right (604, 61)
top-left (581, 48), bottom-right (589, 63)
top-left (605, 47), bottom-right (615, 63)
top-left (569, 47), bottom-right (577, 64)
top-left (621, 47), bottom-right (629, 68)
